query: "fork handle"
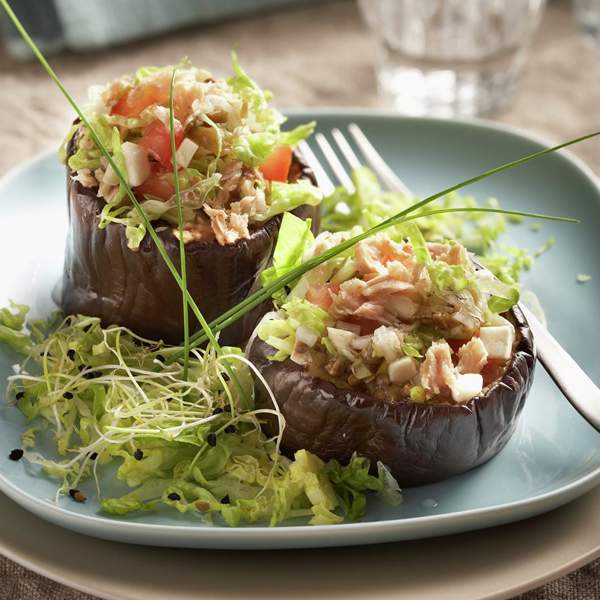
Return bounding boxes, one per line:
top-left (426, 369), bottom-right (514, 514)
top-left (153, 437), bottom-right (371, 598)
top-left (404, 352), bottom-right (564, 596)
top-left (519, 303), bottom-right (600, 432)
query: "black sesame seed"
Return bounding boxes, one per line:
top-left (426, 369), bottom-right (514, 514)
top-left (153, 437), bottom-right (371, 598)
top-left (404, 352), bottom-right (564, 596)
top-left (69, 489), bottom-right (86, 503)
top-left (224, 425), bottom-right (236, 434)
top-left (15, 391), bottom-right (24, 400)
top-left (63, 391), bottom-right (74, 400)
top-left (221, 495), bottom-right (230, 504)
top-left (212, 407), bottom-right (223, 415)
top-left (78, 365), bottom-right (86, 372)
top-left (9, 449), bottom-right (23, 461)
top-left (167, 492), bottom-right (181, 502)
top-left (206, 433), bottom-right (217, 447)
top-left (89, 452), bottom-right (98, 460)
top-left (83, 324), bottom-right (92, 333)
top-left (155, 354), bottom-right (165, 363)
top-left (134, 449), bottom-right (143, 461)
top-left (67, 349), bottom-right (76, 361)
top-left (224, 405), bottom-right (232, 413)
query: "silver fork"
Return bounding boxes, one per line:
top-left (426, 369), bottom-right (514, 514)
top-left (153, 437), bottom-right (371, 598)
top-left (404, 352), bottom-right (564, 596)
top-left (299, 125), bottom-right (600, 433)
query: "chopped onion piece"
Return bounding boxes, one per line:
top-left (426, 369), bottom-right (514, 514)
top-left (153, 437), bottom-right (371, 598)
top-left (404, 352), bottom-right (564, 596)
top-left (326, 327), bottom-right (357, 360)
top-left (296, 325), bottom-right (318, 348)
top-left (479, 326), bottom-right (514, 360)
top-left (388, 357), bottom-right (417, 385)
top-left (450, 373), bottom-right (483, 403)
top-left (121, 142), bottom-right (150, 187)
top-left (102, 163), bottom-right (120, 186)
top-left (175, 138), bottom-right (199, 169)
top-left (372, 326), bottom-right (403, 363)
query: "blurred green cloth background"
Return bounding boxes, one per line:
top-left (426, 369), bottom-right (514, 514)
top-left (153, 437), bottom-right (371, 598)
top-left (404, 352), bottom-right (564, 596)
top-left (0, 0), bottom-right (315, 59)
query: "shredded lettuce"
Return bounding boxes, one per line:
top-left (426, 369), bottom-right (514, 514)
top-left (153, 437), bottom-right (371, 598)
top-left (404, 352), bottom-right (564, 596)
top-left (321, 166), bottom-right (539, 287)
top-left (263, 180), bottom-right (322, 220)
top-left (326, 454), bottom-right (401, 521)
top-left (234, 131), bottom-right (280, 167)
top-left (261, 212), bottom-right (314, 294)
top-left (0, 301), bottom-right (31, 354)
top-left (64, 54), bottom-right (317, 249)
top-left (3, 310), bottom-right (401, 526)
top-left (257, 298), bottom-right (332, 361)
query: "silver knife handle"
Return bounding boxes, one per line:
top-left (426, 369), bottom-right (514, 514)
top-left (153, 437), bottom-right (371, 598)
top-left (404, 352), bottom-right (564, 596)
top-left (519, 303), bottom-right (600, 432)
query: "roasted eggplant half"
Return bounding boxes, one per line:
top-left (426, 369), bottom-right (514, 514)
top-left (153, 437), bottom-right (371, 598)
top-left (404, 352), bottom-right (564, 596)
top-left (58, 59), bottom-right (320, 346)
top-left (249, 231), bottom-right (535, 486)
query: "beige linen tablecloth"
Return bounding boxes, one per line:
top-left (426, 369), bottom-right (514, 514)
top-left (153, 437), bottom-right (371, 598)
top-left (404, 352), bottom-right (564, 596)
top-left (0, 1), bottom-right (598, 598)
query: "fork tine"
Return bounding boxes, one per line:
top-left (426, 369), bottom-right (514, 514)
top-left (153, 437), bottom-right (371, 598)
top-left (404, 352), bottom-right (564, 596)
top-left (297, 140), bottom-right (336, 197)
top-left (348, 123), bottom-right (413, 196)
top-left (315, 133), bottom-right (355, 194)
top-left (331, 128), bottom-right (362, 172)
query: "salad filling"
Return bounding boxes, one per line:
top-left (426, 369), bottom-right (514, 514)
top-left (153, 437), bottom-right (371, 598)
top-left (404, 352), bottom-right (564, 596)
top-left (257, 216), bottom-right (520, 405)
top-left (62, 55), bottom-right (319, 249)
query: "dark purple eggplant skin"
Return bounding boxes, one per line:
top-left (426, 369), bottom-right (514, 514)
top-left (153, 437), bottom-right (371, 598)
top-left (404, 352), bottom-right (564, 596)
top-left (249, 306), bottom-right (535, 487)
top-left (59, 147), bottom-right (318, 346)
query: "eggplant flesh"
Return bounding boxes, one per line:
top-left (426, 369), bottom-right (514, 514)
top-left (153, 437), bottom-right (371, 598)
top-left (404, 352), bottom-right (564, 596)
top-left (249, 306), bottom-right (535, 487)
top-left (59, 149), bottom-right (318, 346)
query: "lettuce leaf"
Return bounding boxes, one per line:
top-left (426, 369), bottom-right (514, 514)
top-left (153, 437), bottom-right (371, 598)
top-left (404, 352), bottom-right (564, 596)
top-left (261, 212), bottom-right (314, 290)
top-left (257, 297), bottom-right (332, 361)
top-left (234, 131), bottom-right (279, 167)
top-left (264, 180), bottom-right (322, 220)
top-left (279, 122), bottom-right (316, 146)
top-left (0, 301), bottom-right (31, 354)
top-left (326, 454), bottom-right (402, 521)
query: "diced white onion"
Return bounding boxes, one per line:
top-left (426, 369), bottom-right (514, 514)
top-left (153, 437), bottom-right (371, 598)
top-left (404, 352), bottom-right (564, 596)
top-left (351, 335), bottom-right (372, 351)
top-left (175, 138), bottom-right (199, 169)
top-left (388, 357), bottom-right (417, 385)
top-left (121, 142), bottom-right (150, 187)
top-left (450, 373), bottom-right (483, 403)
top-left (479, 326), bottom-right (514, 360)
top-left (326, 327), bottom-right (357, 360)
top-left (296, 325), bottom-right (318, 348)
top-left (372, 326), bottom-right (403, 363)
top-left (102, 163), bottom-right (120, 186)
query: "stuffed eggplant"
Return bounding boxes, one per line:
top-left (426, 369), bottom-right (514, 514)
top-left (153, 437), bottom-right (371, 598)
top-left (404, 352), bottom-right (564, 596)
top-left (59, 57), bottom-right (319, 345)
top-left (250, 227), bottom-right (535, 486)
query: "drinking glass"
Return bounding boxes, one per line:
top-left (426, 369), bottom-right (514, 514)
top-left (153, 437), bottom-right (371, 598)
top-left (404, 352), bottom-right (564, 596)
top-left (573, 0), bottom-right (600, 46)
top-left (358, 0), bottom-right (546, 117)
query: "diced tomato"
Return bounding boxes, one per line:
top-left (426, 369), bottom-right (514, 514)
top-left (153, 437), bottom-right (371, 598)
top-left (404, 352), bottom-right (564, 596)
top-left (112, 85), bottom-right (167, 118)
top-left (346, 317), bottom-right (380, 336)
top-left (138, 120), bottom-right (184, 169)
top-left (447, 338), bottom-right (468, 354)
top-left (480, 358), bottom-right (504, 386)
top-left (306, 284), bottom-right (334, 310)
top-left (134, 172), bottom-right (175, 201)
top-left (260, 145), bottom-right (292, 182)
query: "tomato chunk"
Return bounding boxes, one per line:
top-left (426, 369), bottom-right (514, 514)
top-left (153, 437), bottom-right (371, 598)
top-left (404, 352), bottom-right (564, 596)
top-left (139, 120), bottom-right (184, 169)
top-left (260, 145), bottom-right (292, 182)
top-left (134, 172), bottom-right (175, 201)
top-left (112, 85), bottom-right (167, 118)
top-left (346, 317), bottom-right (380, 336)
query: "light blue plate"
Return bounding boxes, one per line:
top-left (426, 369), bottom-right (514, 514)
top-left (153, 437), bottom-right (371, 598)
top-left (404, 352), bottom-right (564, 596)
top-left (1, 111), bottom-right (599, 549)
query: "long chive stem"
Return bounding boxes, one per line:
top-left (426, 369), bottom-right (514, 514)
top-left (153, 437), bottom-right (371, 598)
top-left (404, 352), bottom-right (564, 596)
top-left (182, 206), bottom-right (578, 350)
top-left (169, 71), bottom-right (190, 379)
top-left (184, 127), bottom-right (599, 350)
top-left (180, 127), bottom-right (599, 354)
